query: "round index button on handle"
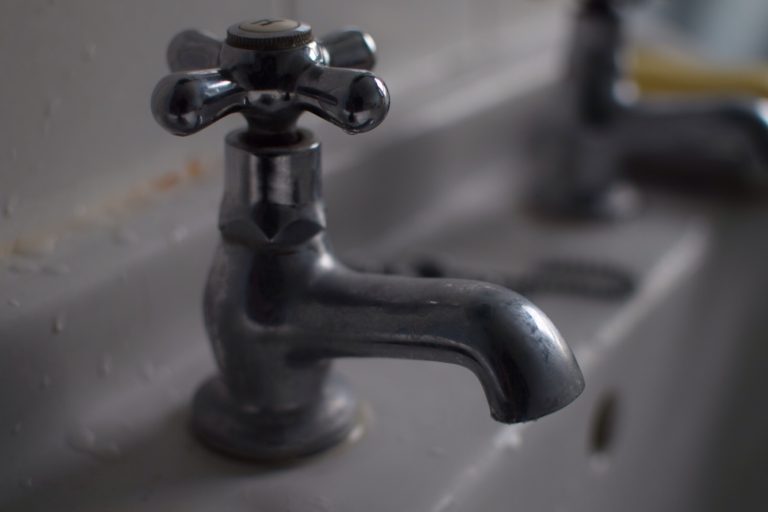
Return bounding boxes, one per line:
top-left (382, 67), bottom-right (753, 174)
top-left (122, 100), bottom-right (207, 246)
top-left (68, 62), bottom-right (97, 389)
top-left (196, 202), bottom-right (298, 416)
top-left (226, 18), bottom-right (313, 50)
top-left (239, 19), bottom-right (302, 33)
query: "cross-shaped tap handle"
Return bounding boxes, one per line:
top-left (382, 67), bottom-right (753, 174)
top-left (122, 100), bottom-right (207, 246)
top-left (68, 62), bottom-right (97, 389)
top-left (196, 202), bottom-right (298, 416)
top-left (151, 19), bottom-right (389, 137)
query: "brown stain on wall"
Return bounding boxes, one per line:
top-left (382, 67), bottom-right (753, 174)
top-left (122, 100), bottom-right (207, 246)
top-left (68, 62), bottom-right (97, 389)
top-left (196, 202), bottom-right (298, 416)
top-left (0, 158), bottom-right (213, 261)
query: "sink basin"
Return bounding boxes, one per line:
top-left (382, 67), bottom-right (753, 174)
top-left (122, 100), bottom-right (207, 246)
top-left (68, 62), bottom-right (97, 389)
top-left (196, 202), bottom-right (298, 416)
top-left (3, 78), bottom-right (768, 511)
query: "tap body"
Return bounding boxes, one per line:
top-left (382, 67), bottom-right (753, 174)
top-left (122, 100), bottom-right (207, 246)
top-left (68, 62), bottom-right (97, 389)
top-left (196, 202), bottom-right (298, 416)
top-left (531, 0), bottom-right (768, 218)
top-left (195, 129), bottom-right (584, 460)
top-left (152, 18), bottom-right (584, 462)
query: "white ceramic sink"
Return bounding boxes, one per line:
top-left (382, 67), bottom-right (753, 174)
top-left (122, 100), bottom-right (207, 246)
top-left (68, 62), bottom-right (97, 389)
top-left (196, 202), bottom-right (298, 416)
top-left (3, 84), bottom-right (768, 512)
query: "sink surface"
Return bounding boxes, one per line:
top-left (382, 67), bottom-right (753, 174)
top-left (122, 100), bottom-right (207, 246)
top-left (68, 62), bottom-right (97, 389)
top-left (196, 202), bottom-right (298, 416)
top-left (3, 85), bottom-right (768, 511)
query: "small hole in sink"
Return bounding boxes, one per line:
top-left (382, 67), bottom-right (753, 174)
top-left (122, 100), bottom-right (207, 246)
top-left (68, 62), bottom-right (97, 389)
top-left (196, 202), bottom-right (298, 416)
top-left (412, 259), bottom-right (445, 278)
top-left (589, 392), bottom-right (619, 463)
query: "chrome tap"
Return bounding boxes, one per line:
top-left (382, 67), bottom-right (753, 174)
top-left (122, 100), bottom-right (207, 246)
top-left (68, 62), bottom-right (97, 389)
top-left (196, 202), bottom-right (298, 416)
top-left (151, 18), bottom-right (584, 462)
top-left (530, 0), bottom-right (768, 218)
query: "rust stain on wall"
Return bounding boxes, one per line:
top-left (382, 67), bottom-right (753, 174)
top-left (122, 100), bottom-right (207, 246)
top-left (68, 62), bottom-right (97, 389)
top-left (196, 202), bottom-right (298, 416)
top-left (0, 158), bottom-right (213, 262)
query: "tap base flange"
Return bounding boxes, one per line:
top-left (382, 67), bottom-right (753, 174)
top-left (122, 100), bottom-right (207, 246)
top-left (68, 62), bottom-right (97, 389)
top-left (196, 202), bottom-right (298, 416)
top-left (191, 373), bottom-right (360, 463)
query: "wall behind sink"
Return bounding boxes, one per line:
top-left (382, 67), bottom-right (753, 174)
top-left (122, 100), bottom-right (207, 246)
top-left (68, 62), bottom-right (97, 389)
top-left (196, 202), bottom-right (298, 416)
top-left (0, 0), bottom-right (559, 250)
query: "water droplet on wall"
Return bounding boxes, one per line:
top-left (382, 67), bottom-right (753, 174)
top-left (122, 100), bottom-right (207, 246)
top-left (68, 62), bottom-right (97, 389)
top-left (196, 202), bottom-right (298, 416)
top-left (39, 374), bottom-right (52, 390)
top-left (170, 226), bottom-right (189, 243)
top-left (100, 354), bottom-right (113, 377)
top-left (281, 494), bottom-right (332, 512)
top-left (105, 441), bottom-right (122, 458)
top-left (18, 478), bottom-right (33, 489)
top-left (3, 194), bottom-right (19, 218)
top-left (498, 429), bottom-right (523, 451)
top-left (434, 493), bottom-right (456, 512)
top-left (42, 98), bottom-right (61, 135)
top-left (41, 262), bottom-right (71, 276)
top-left (141, 362), bottom-right (160, 382)
top-left (165, 386), bottom-right (182, 401)
top-left (67, 426), bottom-right (123, 461)
top-left (113, 227), bottom-right (139, 245)
top-left (68, 426), bottom-right (96, 450)
top-left (11, 422), bottom-right (22, 435)
top-left (74, 203), bottom-right (90, 218)
top-left (7, 260), bottom-right (41, 275)
top-left (82, 43), bottom-right (97, 62)
top-left (346, 422), bottom-right (365, 445)
top-left (52, 313), bottom-right (67, 334)
top-left (427, 446), bottom-right (446, 458)
top-left (43, 97), bottom-right (61, 118)
top-left (7, 298), bottom-right (21, 308)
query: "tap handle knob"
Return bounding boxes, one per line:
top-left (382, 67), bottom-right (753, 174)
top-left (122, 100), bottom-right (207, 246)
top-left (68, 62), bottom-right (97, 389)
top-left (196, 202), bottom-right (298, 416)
top-left (151, 19), bottom-right (390, 137)
top-left (166, 29), bottom-right (223, 72)
top-left (318, 28), bottom-right (377, 70)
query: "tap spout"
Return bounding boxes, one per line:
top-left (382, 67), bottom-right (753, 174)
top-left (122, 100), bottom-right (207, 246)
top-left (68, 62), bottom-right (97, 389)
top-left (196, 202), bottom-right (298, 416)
top-left (204, 243), bottom-right (584, 425)
top-left (298, 265), bottom-right (585, 423)
top-left (194, 128), bottom-right (583, 461)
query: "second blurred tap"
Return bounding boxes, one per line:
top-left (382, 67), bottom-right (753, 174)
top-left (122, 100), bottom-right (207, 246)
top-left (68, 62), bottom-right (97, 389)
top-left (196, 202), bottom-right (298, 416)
top-left (529, 0), bottom-right (768, 219)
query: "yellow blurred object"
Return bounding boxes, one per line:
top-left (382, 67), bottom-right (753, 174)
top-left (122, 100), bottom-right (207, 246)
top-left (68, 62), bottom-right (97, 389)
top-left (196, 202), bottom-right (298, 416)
top-left (630, 46), bottom-right (768, 98)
